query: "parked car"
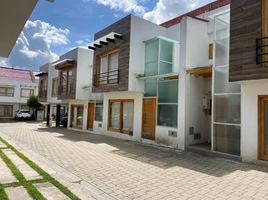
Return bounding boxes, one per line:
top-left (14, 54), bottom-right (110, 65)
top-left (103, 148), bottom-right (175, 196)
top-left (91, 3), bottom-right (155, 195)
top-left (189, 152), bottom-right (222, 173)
top-left (15, 109), bottom-right (32, 120)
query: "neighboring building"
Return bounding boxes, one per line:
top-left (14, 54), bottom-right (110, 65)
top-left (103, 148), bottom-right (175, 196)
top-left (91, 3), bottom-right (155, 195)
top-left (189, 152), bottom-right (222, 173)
top-left (229, 0), bottom-right (268, 163)
top-left (37, 47), bottom-right (103, 131)
top-left (89, 0), bottom-right (235, 159)
top-left (0, 66), bottom-right (38, 118)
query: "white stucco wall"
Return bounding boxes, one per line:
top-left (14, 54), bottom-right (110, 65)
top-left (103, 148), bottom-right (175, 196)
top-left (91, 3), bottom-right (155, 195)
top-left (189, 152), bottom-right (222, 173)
top-left (240, 80), bottom-right (268, 162)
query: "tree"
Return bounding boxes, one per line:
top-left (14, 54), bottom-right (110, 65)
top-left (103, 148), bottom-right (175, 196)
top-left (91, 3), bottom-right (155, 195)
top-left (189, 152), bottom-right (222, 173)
top-left (27, 95), bottom-right (41, 119)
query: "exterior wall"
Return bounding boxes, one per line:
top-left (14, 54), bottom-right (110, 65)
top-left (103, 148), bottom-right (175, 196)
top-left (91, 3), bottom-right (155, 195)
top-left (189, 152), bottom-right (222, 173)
top-left (76, 48), bottom-right (93, 100)
top-left (92, 15), bottom-right (131, 93)
top-left (240, 80), bottom-right (268, 162)
top-left (129, 15), bottom-right (167, 92)
top-left (229, 0), bottom-right (268, 81)
top-left (94, 92), bottom-right (143, 141)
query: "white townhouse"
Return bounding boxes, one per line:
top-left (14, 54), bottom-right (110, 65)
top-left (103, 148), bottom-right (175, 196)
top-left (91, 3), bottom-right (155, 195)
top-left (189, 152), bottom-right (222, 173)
top-left (88, 0), bottom-right (242, 160)
top-left (37, 47), bottom-right (103, 130)
top-left (0, 66), bottom-right (38, 118)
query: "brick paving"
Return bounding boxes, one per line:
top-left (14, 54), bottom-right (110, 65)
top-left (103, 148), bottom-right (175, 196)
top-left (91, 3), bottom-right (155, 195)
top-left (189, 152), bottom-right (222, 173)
top-left (1, 122), bottom-right (268, 199)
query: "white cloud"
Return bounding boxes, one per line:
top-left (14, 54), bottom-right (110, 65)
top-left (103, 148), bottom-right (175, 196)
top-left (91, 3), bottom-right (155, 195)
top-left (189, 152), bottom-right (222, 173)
top-left (84, 0), bottom-right (146, 15)
top-left (0, 20), bottom-right (70, 70)
top-left (144, 0), bottom-right (216, 24)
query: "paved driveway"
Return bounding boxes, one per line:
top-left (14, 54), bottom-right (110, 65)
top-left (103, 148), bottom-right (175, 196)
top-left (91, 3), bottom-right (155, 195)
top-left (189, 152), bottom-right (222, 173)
top-left (0, 122), bottom-right (268, 200)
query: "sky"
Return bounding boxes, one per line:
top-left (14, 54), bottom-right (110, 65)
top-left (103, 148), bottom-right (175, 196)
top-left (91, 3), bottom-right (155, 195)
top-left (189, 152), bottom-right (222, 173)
top-left (0, 0), bottom-right (216, 71)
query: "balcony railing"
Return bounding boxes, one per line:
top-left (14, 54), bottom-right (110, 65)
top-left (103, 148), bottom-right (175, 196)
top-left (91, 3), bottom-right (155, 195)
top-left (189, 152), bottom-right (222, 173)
top-left (94, 70), bottom-right (119, 86)
top-left (256, 36), bottom-right (268, 64)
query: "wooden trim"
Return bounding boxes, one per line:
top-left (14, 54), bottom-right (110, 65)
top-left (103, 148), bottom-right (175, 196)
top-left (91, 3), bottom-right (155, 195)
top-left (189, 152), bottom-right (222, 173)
top-left (258, 95), bottom-right (268, 161)
top-left (108, 99), bottom-right (134, 134)
top-left (186, 66), bottom-right (212, 77)
top-left (20, 88), bottom-right (34, 98)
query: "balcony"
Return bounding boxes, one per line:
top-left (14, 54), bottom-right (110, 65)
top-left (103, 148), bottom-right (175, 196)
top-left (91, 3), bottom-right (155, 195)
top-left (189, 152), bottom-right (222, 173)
top-left (256, 36), bottom-right (268, 64)
top-left (94, 69), bottom-right (119, 87)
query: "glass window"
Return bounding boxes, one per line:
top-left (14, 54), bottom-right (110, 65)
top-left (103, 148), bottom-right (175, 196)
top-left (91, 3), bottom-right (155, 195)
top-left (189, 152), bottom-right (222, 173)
top-left (60, 69), bottom-right (73, 96)
top-left (159, 62), bottom-right (172, 75)
top-left (0, 105), bottom-right (13, 117)
top-left (39, 79), bottom-right (47, 98)
top-left (52, 78), bottom-right (58, 96)
top-left (158, 80), bottom-right (178, 103)
top-left (122, 102), bottom-right (134, 133)
top-left (109, 100), bottom-right (134, 134)
top-left (145, 39), bottom-right (159, 63)
top-left (110, 102), bottom-right (120, 129)
top-left (21, 89), bottom-right (34, 98)
top-left (95, 103), bottom-right (103, 121)
top-left (144, 78), bottom-right (157, 97)
top-left (160, 40), bottom-right (173, 63)
top-left (70, 105), bottom-right (83, 129)
top-left (0, 87), bottom-right (14, 97)
top-left (100, 56), bottom-right (108, 84)
top-left (157, 104), bottom-right (177, 128)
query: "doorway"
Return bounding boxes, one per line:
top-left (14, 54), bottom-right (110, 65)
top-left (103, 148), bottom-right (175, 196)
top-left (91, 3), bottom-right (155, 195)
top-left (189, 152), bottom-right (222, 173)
top-left (142, 98), bottom-right (156, 140)
top-left (259, 95), bottom-right (268, 161)
top-left (87, 103), bottom-right (95, 129)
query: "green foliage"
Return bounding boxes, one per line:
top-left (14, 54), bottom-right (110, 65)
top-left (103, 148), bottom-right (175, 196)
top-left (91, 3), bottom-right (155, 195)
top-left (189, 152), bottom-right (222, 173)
top-left (27, 95), bottom-right (41, 109)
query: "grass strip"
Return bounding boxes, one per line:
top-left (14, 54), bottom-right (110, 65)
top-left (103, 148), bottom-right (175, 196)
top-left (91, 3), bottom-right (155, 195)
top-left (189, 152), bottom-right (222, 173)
top-left (0, 149), bottom-right (46, 200)
top-left (0, 185), bottom-right (8, 200)
top-left (0, 137), bottom-right (80, 200)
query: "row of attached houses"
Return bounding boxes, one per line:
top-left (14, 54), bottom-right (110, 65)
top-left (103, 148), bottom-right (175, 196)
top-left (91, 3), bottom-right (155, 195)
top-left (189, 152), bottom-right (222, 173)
top-left (37, 0), bottom-right (268, 164)
top-left (0, 67), bottom-right (38, 118)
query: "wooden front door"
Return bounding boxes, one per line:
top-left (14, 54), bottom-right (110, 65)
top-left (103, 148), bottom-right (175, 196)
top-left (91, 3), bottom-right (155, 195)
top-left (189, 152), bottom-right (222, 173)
top-left (87, 103), bottom-right (95, 129)
top-left (259, 96), bottom-right (268, 161)
top-left (142, 98), bottom-right (156, 140)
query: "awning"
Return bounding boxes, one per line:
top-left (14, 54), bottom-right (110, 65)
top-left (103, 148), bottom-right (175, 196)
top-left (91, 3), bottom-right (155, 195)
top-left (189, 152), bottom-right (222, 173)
top-left (186, 66), bottom-right (212, 77)
top-left (35, 72), bottom-right (48, 77)
top-left (88, 32), bottom-right (123, 50)
top-left (53, 59), bottom-right (75, 70)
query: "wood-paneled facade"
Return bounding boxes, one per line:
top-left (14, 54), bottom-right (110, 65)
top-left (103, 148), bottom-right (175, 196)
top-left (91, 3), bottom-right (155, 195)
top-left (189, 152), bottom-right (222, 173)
top-left (229, 0), bottom-right (268, 81)
top-left (92, 15), bottom-right (131, 93)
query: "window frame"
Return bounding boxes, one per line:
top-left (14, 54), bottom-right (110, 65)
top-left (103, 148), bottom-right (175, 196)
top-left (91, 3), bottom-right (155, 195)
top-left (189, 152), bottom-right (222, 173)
top-left (70, 104), bottom-right (84, 129)
top-left (60, 68), bottom-right (73, 96)
top-left (20, 88), bottom-right (34, 98)
top-left (96, 48), bottom-right (119, 87)
top-left (39, 79), bottom-right (47, 98)
top-left (0, 87), bottom-right (14, 97)
top-left (0, 105), bottom-right (13, 117)
top-left (108, 99), bottom-right (134, 134)
top-left (94, 102), bottom-right (103, 122)
top-left (51, 77), bottom-right (59, 97)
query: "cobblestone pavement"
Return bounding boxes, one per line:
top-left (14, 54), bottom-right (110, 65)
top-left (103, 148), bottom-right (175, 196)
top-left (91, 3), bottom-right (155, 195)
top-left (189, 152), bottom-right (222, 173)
top-left (1, 122), bottom-right (268, 200)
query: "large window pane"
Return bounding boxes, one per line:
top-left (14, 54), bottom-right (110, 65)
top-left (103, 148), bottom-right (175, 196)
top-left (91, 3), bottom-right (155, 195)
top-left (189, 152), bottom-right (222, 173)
top-left (214, 95), bottom-right (240, 124)
top-left (77, 106), bottom-right (83, 129)
top-left (157, 104), bottom-right (177, 128)
top-left (214, 67), bottom-right (240, 93)
top-left (110, 102), bottom-right (120, 129)
top-left (109, 52), bottom-right (118, 71)
top-left (158, 80), bottom-right (178, 103)
top-left (159, 62), bottom-right (172, 75)
top-left (213, 124), bottom-right (240, 156)
top-left (95, 103), bottom-right (103, 121)
top-left (145, 39), bottom-right (158, 63)
top-left (145, 62), bottom-right (158, 77)
top-left (122, 102), bottom-right (134, 133)
top-left (144, 78), bottom-right (157, 97)
top-left (160, 40), bottom-right (173, 62)
top-left (0, 105), bottom-right (13, 117)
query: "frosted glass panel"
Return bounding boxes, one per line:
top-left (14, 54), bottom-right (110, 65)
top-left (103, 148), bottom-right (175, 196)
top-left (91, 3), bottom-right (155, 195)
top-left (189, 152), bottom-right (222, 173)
top-left (160, 40), bottom-right (173, 62)
top-left (215, 40), bottom-right (229, 66)
top-left (145, 39), bottom-right (158, 63)
top-left (214, 95), bottom-right (240, 124)
top-left (157, 104), bottom-right (177, 128)
top-left (122, 102), bottom-right (134, 132)
top-left (145, 62), bottom-right (158, 76)
top-left (159, 62), bottom-right (172, 75)
top-left (109, 52), bottom-right (118, 71)
top-left (214, 67), bottom-right (240, 93)
top-left (158, 80), bottom-right (178, 103)
top-left (110, 102), bottom-right (120, 129)
top-left (144, 78), bottom-right (157, 97)
top-left (213, 124), bottom-right (240, 156)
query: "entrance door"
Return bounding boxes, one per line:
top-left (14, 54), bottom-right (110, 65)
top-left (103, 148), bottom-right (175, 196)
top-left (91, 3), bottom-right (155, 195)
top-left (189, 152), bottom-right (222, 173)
top-left (87, 103), bottom-right (95, 129)
top-left (259, 96), bottom-right (268, 161)
top-left (142, 98), bottom-right (156, 140)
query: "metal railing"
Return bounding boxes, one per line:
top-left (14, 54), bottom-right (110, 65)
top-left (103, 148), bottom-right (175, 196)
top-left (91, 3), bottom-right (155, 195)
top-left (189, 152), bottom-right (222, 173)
top-left (256, 36), bottom-right (268, 64)
top-left (94, 69), bottom-right (119, 86)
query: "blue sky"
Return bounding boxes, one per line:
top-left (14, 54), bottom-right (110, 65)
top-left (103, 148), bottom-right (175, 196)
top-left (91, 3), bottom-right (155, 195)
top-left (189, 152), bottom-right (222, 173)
top-left (0, 0), bottom-right (215, 70)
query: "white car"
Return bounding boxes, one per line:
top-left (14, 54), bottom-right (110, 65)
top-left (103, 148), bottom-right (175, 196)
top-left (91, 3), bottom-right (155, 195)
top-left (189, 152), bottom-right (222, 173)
top-left (15, 109), bottom-right (32, 119)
